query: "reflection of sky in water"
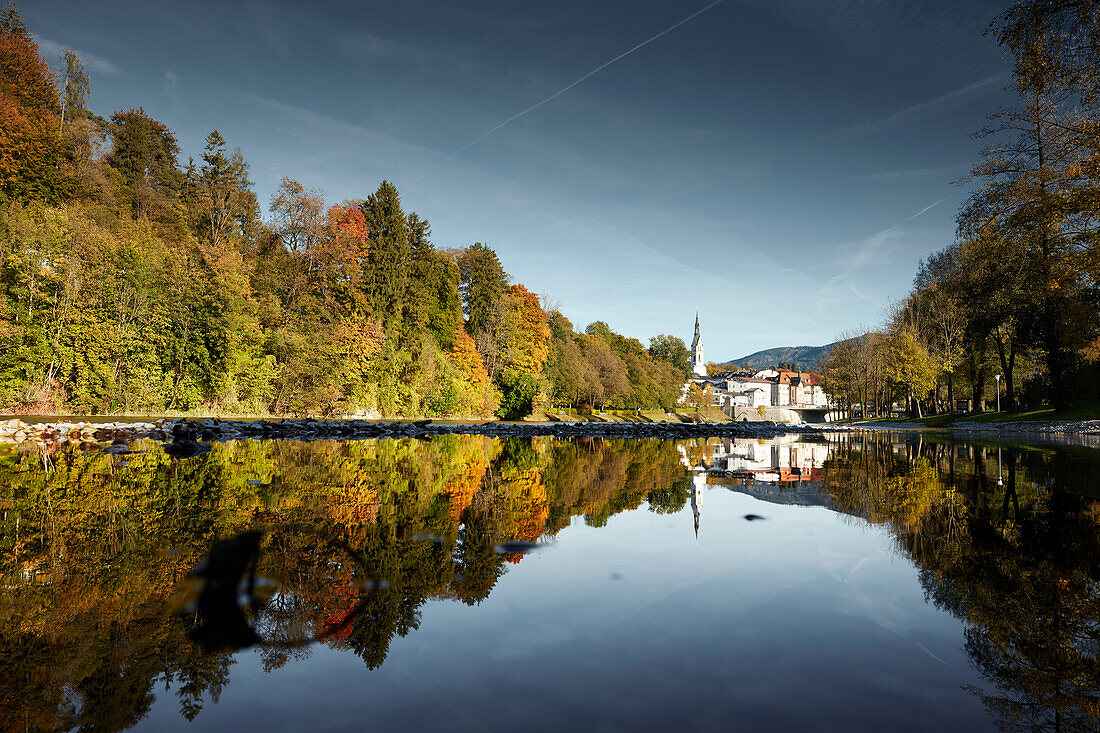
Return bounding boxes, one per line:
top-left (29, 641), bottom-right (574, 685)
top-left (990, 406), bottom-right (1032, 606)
top-left (141, 486), bottom-right (991, 732)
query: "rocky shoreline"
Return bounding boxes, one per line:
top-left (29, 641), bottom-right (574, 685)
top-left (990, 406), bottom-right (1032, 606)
top-left (855, 419), bottom-right (1100, 448)
top-left (0, 417), bottom-right (836, 453)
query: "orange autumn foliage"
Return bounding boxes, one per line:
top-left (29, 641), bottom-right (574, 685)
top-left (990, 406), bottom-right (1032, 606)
top-left (443, 451), bottom-right (488, 525)
top-left (449, 324), bottom-right (490, 390)
top-left (497, 468), bottom-right (550, 563)
top-left (327, 204), bottom-right (369, 254)
top-left (316, 582), bottom-right (363, 643)
top-left (326, 482), bottom-right (381, 526)
top-left (0, 28), bottom-right (63, 201)
top-left (315, 204), bottom-right (371, 298)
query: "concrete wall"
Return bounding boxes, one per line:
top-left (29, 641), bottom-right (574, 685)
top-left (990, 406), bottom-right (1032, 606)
top-left (725, 405), bottom-right (803, 424)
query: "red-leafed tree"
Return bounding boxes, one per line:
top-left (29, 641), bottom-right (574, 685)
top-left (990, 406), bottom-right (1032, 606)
top-left (0, 13), bottom-right (65, 202)
top-left (319, 203), bottom-right (370, 301)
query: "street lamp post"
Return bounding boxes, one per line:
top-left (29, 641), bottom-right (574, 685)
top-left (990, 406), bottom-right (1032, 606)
top-left (995, 374), bottom-right (1002, 413)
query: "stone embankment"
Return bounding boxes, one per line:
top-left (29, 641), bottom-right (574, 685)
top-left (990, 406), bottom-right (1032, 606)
top-left (949, 419), bottom-right (1100, 436)
top-left (0, 418), bottom-right (176, 449)
top-left (949, 419), bottom-right (1100, 448)
top-left (0, 416), bottom-right (835, 452)
top-left (856, 418), bottom-right (1100, 448)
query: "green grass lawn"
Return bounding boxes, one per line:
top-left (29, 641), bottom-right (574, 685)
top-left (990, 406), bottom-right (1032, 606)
top-left (850, 400), bottom-right (1100, 427)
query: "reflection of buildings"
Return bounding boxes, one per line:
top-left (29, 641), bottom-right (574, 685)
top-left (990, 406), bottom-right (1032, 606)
top-left (702, 436), bottom-right (830, 484)
top-left (678, 438), bottom-right (835, 529)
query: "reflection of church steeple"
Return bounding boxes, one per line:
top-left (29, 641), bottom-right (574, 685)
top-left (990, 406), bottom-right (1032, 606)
top-left (691, 491), bottom-right (700, 538)
top-left (691, 469), bottom-right (706, 540)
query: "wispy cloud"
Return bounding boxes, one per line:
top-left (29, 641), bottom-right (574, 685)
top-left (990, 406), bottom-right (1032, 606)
top-left (337, 30), bottom-right (479, 75)
top-left (848, 164), bottom-right (960, 183)
top-left (34, 36), bottom-right (120, 76)
top-left (163, 70), bottom-right (181, 106)
top-left (821, 196), bottom-right (948, 310)
top-left (843, 72), bottom-right (1008, 137)
top-left (484, 12), bottom-right (571, 33)
top-left (339, 31), bottom-right (433, 64)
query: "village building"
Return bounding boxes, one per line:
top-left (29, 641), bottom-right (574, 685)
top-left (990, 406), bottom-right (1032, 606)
top-left (682, 316), bottom-right (831, 414)
top-left (695, 369), bottom-right (828, 411)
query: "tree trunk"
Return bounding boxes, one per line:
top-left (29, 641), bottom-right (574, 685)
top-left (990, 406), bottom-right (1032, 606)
top-left (993, 329), bottom-right (1018, 411)
top-left (1006, 346), bottom-right (1016, 411)
top-left (970, 346), bottom-right (987, 412)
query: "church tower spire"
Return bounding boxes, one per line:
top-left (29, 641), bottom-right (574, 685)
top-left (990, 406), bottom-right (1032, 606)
top-left (690, 311), bottom-right (706, 377)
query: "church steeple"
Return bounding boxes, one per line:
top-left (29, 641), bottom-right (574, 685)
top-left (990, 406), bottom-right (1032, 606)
top-left (690, 311), bottom-right (706, 377)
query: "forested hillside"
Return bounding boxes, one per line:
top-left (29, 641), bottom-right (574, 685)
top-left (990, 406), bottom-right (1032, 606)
top-left (719, 342), bottom-right (839, 372)
top-left (0, 4), bottom-right (692, 418)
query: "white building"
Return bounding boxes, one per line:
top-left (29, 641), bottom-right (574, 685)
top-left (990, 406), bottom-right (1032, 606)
top-left (681, 317), bottom-right (832, 412)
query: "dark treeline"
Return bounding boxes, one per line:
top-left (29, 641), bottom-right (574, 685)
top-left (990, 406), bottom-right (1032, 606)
top-left (0, 4), bottom-right (692, 418)
top-left (825, 0), bottom-right (1100, 416)
top-left (0, 435), bottom-right (691, 729)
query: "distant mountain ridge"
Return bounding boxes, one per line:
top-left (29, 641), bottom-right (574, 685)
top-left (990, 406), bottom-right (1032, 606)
top-left (718, 341), bottom-right (840, 372)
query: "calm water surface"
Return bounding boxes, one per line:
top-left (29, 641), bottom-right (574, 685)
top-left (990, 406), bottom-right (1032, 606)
top-left (2, 432), bottom-right (1098, 732)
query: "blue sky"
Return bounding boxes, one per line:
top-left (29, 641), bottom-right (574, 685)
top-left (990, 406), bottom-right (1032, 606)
top-left (27, 0), bottom-right (1014, 361)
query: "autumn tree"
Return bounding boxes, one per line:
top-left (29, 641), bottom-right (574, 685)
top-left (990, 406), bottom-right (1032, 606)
top-left (913, 246), bottom-right (969, 412)
top-left (58, 48), bottom-right (88, 133)
top-left (0, 11), bottom-right (64, 202)
top-left (648, 334), bottom-right (692, 377)
top-left (992, 1), bottom-right (1100, 108)
top-left (313, 202), bottom-right (370, 309)
top-left (489, 284), bottom-right (550, 419)
top-left (270, 177), bottom-right (325, 254)
top-left (883, 323), bottom-right (937, 417)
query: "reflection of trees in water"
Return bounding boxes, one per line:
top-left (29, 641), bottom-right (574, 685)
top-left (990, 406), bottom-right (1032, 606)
top-left (0, 435), bottom-right (689, 731)
top-left (824, 433), bottom-right (1100, 732)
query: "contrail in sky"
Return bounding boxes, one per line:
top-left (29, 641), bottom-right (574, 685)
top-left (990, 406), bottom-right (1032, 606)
top-left (413, 0), bottom-right (725, 184)
top-left (908, 198), bottom-right (946, 221)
